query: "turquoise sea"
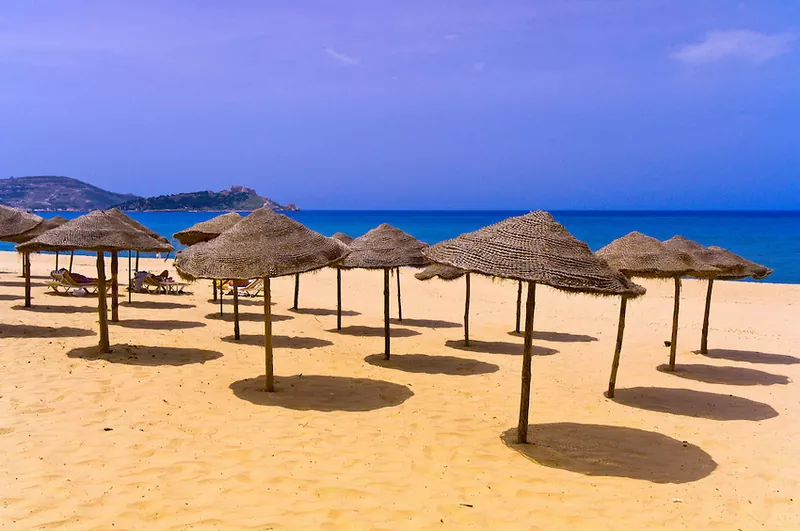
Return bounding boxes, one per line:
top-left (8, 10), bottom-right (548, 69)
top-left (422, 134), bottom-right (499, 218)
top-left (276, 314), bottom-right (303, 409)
top-left (3, 211), bottom-right (798, 284)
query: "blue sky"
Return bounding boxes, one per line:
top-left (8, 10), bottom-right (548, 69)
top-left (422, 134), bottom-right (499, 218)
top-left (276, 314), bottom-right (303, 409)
top-left (1, 1), bottom-right (798, 209)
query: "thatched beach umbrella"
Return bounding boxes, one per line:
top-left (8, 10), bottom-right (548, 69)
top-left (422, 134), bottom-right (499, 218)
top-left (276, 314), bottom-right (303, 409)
top-left (0, 204), bottom-right (42, 239)
top-left (2, 215), bottom-right (69, 275)
top-left (17, 211), bottom-right (173, 352)
top-left (289, 232), bottom-right (355, 315)
top-left (424, 211), bottom-right (645, 444)
top-left (0, 205), bottom-right (44, 297)
top-left (174, 208), bottom-right (349, 392)
top-left (415, 264), bottom-right (478, 342)
top-left (106, 208), bottom-right (174, 304)
top-left (173, 212), bottom-right (243, 246)
top-left (328, 232), bottom-right (355, 330)
top-left (339, 224), bottom-right (429, 358)
top-left (663, 236), bottom-right (772, 354)
top-left (174, 212), bottom-right (244, 303)
top-left (596, 231), bottom-right (718, 381)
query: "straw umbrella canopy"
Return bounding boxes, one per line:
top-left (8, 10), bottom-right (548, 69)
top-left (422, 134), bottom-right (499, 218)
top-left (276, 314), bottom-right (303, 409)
top-left (332, 232), bottom-right (354, 245)
top-left (173, 212), bottom-right (244, 305)
top-left (596, 231), bottom-right (719, 378)
top-left (415, 264), bottom-right (478, 343)
top-left (3, 216), bottom-right (70, 273)
top-left (663, 236), bottom-right (773, 354)
top-left (423, 211), bottom-right (645, 444)
top-left (174, 208), bottom-right (350, 392)
top-left (0, 204), bottom-right (43, 239)
top-left (339, 224), bottom-right (429, 358)
top-left (173, 212), bottom-right (244, 246)
top-left (17, 210), bottom-right (173, 351)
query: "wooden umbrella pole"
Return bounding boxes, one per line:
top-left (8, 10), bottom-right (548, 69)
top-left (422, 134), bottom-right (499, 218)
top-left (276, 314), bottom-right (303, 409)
top-left (233, 279), bottom-right (240, 340)
top-left (700, 279), bottom-right (714, 355)
top-left (464, 273), bottom-right (471, 346)
top-left (23, 252), bottom-right (32, 308)
top-left (97, 252), bottom-right (110, 353)
top-left (396, 267), bottom-right (402, 321)
top-left (127, 250), bottom-right (132, 303)
top-left (263, 276), bottom-right (274, 392)
top-left (606, 296), bottom-right (628, 398)
top-left (336, 268), bottom-right (342, 330)
top-left (219, 281), bottom-right (224, 316)
top-left (110, 251), bottom-right (119, 322)
top-left (384, 268), bottom-right (391, 360)
top-left (69, 250), bottom-right (74, 272)
top-left (135, 251), bottom-right (140, 272)
top-left (668, 277), bottom-right (681, 371)
top-left (517, 281), bottom-right (537, 444)
top-left (55, 251), bottom-right (59, 271)
top-left (293, 273), bottom-right (300, 310)
top-left (515, 280), bottom-right (522, 333)
top-left (212, 278), bottom-right (217, 301)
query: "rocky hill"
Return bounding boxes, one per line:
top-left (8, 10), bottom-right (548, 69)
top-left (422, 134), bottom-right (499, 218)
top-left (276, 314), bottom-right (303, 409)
top-left (113, 185), bottom-right (299, 212)
top-left (0, 176), bottom-right (140, 211)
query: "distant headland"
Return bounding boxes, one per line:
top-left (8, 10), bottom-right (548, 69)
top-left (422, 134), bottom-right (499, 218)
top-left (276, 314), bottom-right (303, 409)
top-left (0, 176), bottom-right (298, 212)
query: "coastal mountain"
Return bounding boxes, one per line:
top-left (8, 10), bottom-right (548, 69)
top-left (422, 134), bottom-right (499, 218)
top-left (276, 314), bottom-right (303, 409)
top-left (0, 176), bottom-right (140, 211)
top-left (113, 185), bottom-right (299, 212)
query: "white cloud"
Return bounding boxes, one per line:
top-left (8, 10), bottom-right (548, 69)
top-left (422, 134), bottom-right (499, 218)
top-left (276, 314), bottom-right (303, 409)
top-left (324, 47), bottom-right (360, 66)
top-left (671, 30), bottom-right (797, 65)
top-left (473, 61), bottom-right (486, 73)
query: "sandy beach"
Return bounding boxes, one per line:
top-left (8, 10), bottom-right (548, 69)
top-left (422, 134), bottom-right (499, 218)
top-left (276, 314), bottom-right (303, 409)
top-left (1, 249), bottom-right (798, 530)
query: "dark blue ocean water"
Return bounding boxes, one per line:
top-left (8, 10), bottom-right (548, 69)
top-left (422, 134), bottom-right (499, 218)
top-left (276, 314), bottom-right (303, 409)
top-left (3, 211), bottom-right (798, 283)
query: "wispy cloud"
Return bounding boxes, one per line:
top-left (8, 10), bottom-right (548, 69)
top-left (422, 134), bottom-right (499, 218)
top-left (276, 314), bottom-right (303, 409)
top-left (473, 61), bottom-right (486, 73)
top-left (324, 47), bottom-right (360, 66)
top-left (671, 30), bottom-right (797, 65)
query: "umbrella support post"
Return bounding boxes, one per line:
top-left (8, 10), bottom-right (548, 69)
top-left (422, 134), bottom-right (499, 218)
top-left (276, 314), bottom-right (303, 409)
top-left (135, 251), bottom-right (140, 272)
top-left (219, 282), bottom-right (224, 316)
top-left (212, 279), bottom-right (217, 302)
top-left (233, 279), bottom-right (240, 340)
top-left (517, 282), bottom-right (537, 444)
top-left (127, 251), bottom-right (132, 304)
top-left (110, 252), bottom-right (119, 322)
top-left (668, 277), bottom-right (681, 371)
top-left (292, 274), bottom-right (300, 310)
top-left (55, 251), bottom-right (59, 271)
top-left (515, 281), bottom-right (522, 333)
top-left (336, 268), bottom-right (342, 330)
top-left (263, 277), bottom-right (274, 392)
top-left (396, 268), bottom-right (402, 321)
top-left (23, 252), bottom-right (31, 308)
top-left (700, 279), bottom-right (714, 355)
top-left (69, 251), bottom-right (74, 273)
top-left (384, 268), bottom-right (391, 360)
top-left (97, 252), bottom-right (110, 353)
top-left (464, 273), bottom-right (471, 346)
top-left (606, 297), bottom-right (628, 398)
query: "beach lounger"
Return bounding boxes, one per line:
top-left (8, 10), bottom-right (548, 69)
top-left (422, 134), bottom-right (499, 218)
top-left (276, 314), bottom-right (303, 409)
top-left (226, 278), bottom-right (263, 297)
top-left (138, 271), bottom-right (188, 294)
top-left (47, 270), bottom-right (106, 295)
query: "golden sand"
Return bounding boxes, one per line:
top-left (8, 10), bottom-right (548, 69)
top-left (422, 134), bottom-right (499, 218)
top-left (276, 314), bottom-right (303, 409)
top-left (1, 250), bottom-right (798, 529)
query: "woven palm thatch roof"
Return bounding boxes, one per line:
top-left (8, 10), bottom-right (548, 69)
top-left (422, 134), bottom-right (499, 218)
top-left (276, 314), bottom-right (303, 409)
top-left (415, 263), bottom-right (466, 281)
top-left (173, 212), bottom-right (244, 246)
top-left (332, 232), bottom-right (354, 245)
top-left (0, 205), bottom-right (43, 239)
top-left (663, 236), bottom-right (772, 280)
top-left (174, 208), bottom-right (350, 280)
top-left (424, 211), bottom-right (645, 297)
top-left (106, 208), bottom-right (172, 246)
top-left (596, 231), bottom-right (719, 279)
top-left (340, 224), bottom-right (429, 269)
top-left (17, 211), bottom-right (174, 253)
top-left (3, 216), bottom-right (68, 244)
